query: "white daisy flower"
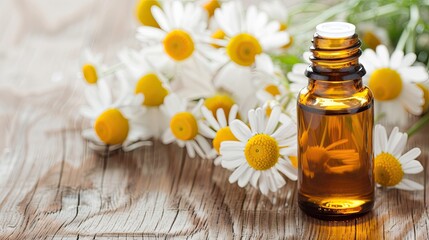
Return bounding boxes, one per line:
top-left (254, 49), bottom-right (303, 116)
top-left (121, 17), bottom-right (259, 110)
top-left (136, 0), bottom-right (216, 91)
top-left (287, 52), bottom-right (311, 96)
top-left (199, 104), bottom-right (239, 165)
top-left (258, 0), bottom-right (293, 50)
top-left (211, 2), bottom-right (290, 115)
top-left (80, 79), bottom-right (151, 152)
top-left (80, 48), bottom-right (106, 85)
top-left (357, 23), bottom-right (390, 50)
top-left (161, 93), bottom-right (212, 158)
top-left (118, 48), bottom-right (170, 139)
top-left (374, 124), bottom-right (424, 191)
top-left (360, 45), bottom-right (428, 125)
top-left (220, 106), bottom-right (298, 195)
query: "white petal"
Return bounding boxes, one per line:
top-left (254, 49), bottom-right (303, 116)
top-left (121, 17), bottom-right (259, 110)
top-left (190, 140), bottom-right (205, 158)
top-left (230, 119), bottom-right (252, 142)
top-left (222, 158), bottom-right (245, 170)
top-left (395, 179), bottom-right (424, 191)
top-left (238, 167), bottom-right (254, 187)
top-left (399, 147), bottom-right (421, 165)
top-left (250, 170), bottom-right (261, 188)
top-left (216, 108), bottom-right (227, 128)
top-left (229, 164), bottom-right (249, 183)
top-left (402, 160), bottom-right (423, 174)
top-left (198, 122), bottom-right (216, 139)
top-left (228, 104), bottom-right (239, 125)
top-left (151, 6), bottom-right (170, 32)
top-left (272, 124), bottom-right (296, 140)
top-left (398, 66), bottom-right (429, 83)
top-left (276, 161), bottom-right (298, 181)
top-left (220, 141), bottom-right (245, 151)
top-left (195, 135), bottom-right (212, 156)
top-left (389, 50), bottom-right (404, 69)
top-left (162, 129), bottom-right (175, 144)
top-left (376, 45), bottom-right (390, 67)
top-left (400, 53), bottom-right (416, 67)
top-left (185, 141), bottom-right (196, 158)
top-left (265, 106), bottom-right (280, 135)
top-left (201, 106), bottom-right (220, 130)
top-left (374, 124), bottom-right (387, 155)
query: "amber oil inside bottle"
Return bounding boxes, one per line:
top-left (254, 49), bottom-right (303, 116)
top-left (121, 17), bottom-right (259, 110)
top-left (297, 23), bottom-right (374, 220)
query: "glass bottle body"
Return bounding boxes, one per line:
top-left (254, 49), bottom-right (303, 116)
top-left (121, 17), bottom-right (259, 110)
top-left (297, 32), bottom-right (374, 219)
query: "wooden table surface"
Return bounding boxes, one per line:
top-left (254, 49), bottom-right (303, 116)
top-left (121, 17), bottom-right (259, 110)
top-left (1, 0), bottom-right (429, 239)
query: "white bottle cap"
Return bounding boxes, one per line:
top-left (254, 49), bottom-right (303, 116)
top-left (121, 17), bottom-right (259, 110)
top-left (316, 22), bottom-right (356, 38)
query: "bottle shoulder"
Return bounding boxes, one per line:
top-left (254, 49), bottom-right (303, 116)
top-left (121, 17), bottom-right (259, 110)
top-left (298, 85), bottom-right (374, 113)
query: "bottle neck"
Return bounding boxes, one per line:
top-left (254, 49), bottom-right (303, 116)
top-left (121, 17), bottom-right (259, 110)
top-left (305, 33), bottom-right (366, 82)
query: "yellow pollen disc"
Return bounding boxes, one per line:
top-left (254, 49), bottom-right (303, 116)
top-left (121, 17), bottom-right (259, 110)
top-left (211, 29), bottom-right (225, 48)
top-left (305, 146), bottom-right (329, 163)
top-left (95, 108), bottom-right (129, 145)
top-left (279, 23), bottom-right (288, 31)
top-left (227, 33), bottom-right (262, 66)
top-left (213, 127), bottom-right (237, 154)
top-left (264, 84), bottom-right (281, 96)
top-left (203, 0), bottom-right (220, 18)
top-left (135, 73), bottom-right (168, 107)
top-left (244, 134), bottom-right (279, 170)
top-left (362, 31), bottom-right (381, 50)
top-left (82, 64), bottom-right (98, 84)
top-left (163, 29), bottom-right (195, 61)
top-left (368, 68), bottom-right (403, 101)
top-left (204, 94), bottom-right (235, 119)
top-left (374, 152), bottom-right (404, 187)
top-left (135, 0), bottom-right (161, 27)
top-left (417, 83), bottom-right (429, 113)
top-left (265, 106), bottom-right (272, 117)
top-left (289, 155), bottom-right (298, 168)
top-left (170, 112), bottom-right (198, 141)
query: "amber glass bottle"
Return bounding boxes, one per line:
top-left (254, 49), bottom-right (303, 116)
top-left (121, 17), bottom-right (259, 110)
top-left (297, 22), bottom-right (374, 220)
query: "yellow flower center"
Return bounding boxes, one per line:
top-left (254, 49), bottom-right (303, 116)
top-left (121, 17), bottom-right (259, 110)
top-left (95, 108), bottom-right (129, 145)
top-left (211, 29), bottom-right (225, 48)
top-left (135, 73), bottom-right (168, 107)
top-left (362, 31), bottom-right (381, 50)
top-left (163, 29), bottom-right (195, 61)
top-left (368, 68), bottom-right (403, 101)
top-left (204, 94), bottom-right (235, 119)
top-left (417, 83), bottom-right (429, 113)
top-left (227, 33), bottom-right (262, 66)
top-left (213, 127), bottom-right (238, 154)
top-left (82, 64), bottom-right (98, 84)
top-left (374, 152), bottom-right (404, 187)
top-left (135, 0), bottom-right (161, 27)
top-left (289, 155), bottom-right (298, 168)
top-left (203, 0), bottom-right (220, 18)
top-left (264, 84), bottom-right (281, 96)
top-left (244, 134), bottom-right (279, 170)
top-left (170, 112), bottom-right (198, 141)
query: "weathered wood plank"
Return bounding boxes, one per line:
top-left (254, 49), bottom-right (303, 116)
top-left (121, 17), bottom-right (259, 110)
top-left (0, 85), bottom-right (428, 239)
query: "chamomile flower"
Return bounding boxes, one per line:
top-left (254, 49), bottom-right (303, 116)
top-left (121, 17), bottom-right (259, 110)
top-left (357, 23), bottom-right (390, 50)
top-left (136, 1), bottom-right (215, 82)
top-left (161, 94), bottom-right (212, 158)
top-left (199, 104), bottom-right (239, 165)
top-left (118, 48), bottom-right (170, 139)
top-left (287, 52), bottom-right (311, 95)
top-left (80, 80), bottom-right (151, 152)
top-left (374, 124), bottom-right (424, 191)
top-left (259, 0), bottom-right (293, 49)
top-left (211, 2), bottom-right (289, 112)
top-left (80, 49), bottom-right (106, 85)
top-left (201, 0), bottom-right (221, 18)
top-left (256, 82), bottom-right (287, 104)
top-left (220, 106), bottom-right (297, 195)
top-left (360, 45), bottom-right (428, 125)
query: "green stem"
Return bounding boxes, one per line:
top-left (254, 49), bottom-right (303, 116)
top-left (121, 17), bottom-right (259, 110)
top-left (396, 5), bottom-right (419, 52)
top-left (406, 111), bottom-right (429, 137)
top-left (351, 3), bottom-right (399, 22)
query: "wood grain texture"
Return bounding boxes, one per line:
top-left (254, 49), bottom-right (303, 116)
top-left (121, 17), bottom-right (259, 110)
top-left (0, 0), bottom-right (429, 239)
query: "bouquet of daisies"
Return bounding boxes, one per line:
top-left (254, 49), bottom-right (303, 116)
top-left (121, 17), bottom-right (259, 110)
top-left (79, 0), bottom-right (429, 195)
